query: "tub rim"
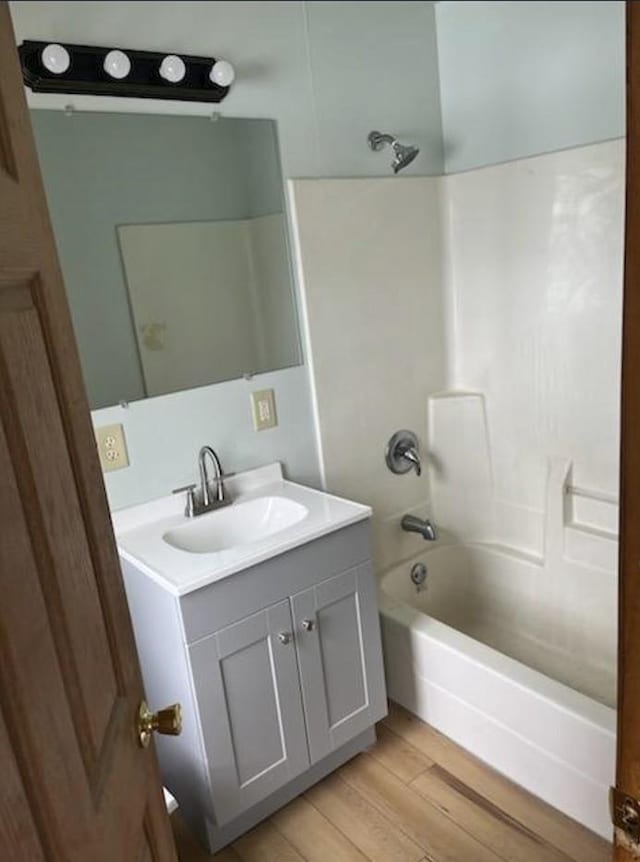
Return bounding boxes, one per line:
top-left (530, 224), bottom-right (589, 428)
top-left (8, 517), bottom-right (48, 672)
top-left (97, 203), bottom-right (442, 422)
top-left (378, 548), bottom-right (617, 733)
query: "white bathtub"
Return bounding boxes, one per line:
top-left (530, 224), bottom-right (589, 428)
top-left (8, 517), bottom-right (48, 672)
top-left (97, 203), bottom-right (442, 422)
top-left (379, 542), bottom-right (616, 839)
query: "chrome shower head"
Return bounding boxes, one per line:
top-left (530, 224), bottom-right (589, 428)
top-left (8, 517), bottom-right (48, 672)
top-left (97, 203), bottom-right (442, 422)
top-left (391, 141), bottom-right (419, 173)
top-left (367, 130), bottom-right (420, 174)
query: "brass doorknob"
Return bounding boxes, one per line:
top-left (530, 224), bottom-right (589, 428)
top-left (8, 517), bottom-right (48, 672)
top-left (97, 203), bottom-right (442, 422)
top-left (137, 700), bottom-right (182, 748)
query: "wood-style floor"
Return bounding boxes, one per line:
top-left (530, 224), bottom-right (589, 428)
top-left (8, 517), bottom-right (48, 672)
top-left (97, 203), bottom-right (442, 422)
top-left (173, 702), bottom-right (611, 862)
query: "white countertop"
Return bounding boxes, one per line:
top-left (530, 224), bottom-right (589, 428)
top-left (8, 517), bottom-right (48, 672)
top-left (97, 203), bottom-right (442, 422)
top-left (113, 463), bottom-right (371, 597)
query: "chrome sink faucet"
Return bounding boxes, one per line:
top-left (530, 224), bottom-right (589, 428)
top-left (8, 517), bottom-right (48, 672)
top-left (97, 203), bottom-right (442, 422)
top-left (173, 445), bottom-right (233, 517)
top-left (199, 445), bottom-right (225, 508)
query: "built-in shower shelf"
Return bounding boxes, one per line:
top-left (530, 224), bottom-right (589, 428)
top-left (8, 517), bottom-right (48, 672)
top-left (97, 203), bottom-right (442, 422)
top-left (564, 481), bottom-right (619, 564)
top-left (564, 524), bottom-right (618, 573)
top-left (566, 521), bottom-right (617, 542)
top-left (566, 484), bottom-right (618, 506)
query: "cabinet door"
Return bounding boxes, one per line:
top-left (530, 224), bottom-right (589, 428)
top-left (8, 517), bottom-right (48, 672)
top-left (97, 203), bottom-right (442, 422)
top-left (291, 562), bottom-right (387, 763)
top-left (189, 600), bottom-right (309, 825)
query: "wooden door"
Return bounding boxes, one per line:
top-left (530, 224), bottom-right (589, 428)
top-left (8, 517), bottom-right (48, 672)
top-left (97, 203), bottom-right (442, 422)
top-left (0, 5), bottom-right (178, 860)
top-left (189, 601), bottom-right (309, 826)
top-left (616, 4), bottom-right (640, 859)
top-left (291, 563), bottom-right (387, 763)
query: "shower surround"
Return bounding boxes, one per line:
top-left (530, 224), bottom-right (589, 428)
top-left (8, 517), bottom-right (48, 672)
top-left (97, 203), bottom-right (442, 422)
top-left (437, 140), bottom-right (623, 556)
top-left (291, 138), bottom-right (623, 572)
top-left (290, 138), bottom-right (623, 836)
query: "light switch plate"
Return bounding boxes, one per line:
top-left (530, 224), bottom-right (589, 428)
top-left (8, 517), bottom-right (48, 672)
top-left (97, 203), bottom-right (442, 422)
top-left (250, 389), bottom-right (278, 431)
top-left (95, 423), bottom-right (130, 472)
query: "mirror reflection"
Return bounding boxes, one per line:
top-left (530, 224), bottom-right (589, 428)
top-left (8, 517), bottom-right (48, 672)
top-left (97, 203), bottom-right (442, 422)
top-left (31, 111), bottom-right (301, 409)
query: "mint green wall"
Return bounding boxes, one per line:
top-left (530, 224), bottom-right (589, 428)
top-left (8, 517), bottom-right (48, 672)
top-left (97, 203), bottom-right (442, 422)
top-left (17, 0), bottom-right (624, 179)
top-left (92, 365), bottom-right (318, 510)
top-left (304, 1), bottom-right (444, 176)
top-left (436, 1), bottom-right (625, 173)
top-left (12, 1), bottom-right (444, 177)
top-left (9, 0), bottom-right (444, 510)
top-left (9, 0), bottom-right (626, 510)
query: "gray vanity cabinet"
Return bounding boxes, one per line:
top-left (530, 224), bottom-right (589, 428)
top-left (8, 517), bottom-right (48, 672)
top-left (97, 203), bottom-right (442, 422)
top-left (291, 562), bottom-right (382, 763)
top-left (189, 600), bottom-right (310, 825)
top-left (191, 560), bottom-right (385, 826)
top-left (121, 519), bottom-right (386, 853)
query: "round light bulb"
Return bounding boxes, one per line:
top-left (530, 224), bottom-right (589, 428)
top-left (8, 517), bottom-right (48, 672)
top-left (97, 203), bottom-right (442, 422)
top-left (104, 49), bottom-right (131, 80)
top-left (209, 59), bottom-right (235, 87)
top-left (41, 43), bottom-right (70, 75)
top-left (159, 54), bottom-right (186, 84)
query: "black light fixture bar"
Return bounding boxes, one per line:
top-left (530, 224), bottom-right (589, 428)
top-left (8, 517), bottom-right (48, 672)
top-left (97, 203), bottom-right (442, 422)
top-left (19, 40), bottom-right (230, 103)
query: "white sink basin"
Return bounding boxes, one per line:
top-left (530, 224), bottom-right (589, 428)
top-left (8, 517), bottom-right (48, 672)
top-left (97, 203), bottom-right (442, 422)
top-left (163, 495), bottom-right (309, 554)
top-left (113, 463), bottom-right (372, 595)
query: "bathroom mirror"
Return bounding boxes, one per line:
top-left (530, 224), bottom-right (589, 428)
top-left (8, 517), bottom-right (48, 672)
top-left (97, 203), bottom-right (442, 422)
top-left (31, 110), bottom-right (301, 409)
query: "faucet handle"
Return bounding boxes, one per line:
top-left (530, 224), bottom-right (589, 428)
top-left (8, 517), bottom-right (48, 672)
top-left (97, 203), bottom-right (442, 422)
top-left (172, 483), bottom-right (197, 494)
top-left (172, 483), bottom-right (197, 518)
top-left (386, 430), bottom-right (422, 477)
top-left (397, 443), bottom-right (422, 477)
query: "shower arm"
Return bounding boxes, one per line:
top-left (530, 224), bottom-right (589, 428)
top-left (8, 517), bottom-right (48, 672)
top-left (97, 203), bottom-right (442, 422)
top-left (368, 131), bottom-right (397, 152)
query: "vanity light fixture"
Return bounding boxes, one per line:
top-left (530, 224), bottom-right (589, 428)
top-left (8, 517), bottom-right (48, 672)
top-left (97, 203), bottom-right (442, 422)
top-left (209, 59), bottom-right (235, 87)
top-left (19, 40), bottom-right (232, 103)
top-left (41, 43), bottom-right (70, 75)
top-left (159, 54), bottom-right (186, 84)
top-left (103, 49), bottom-right (131, 80)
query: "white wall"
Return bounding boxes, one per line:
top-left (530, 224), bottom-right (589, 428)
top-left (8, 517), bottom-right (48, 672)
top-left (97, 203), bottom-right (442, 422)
top-left (436, 1), bottom-right (625, 173)
top-left (290, 178), bottom-right (447, 570)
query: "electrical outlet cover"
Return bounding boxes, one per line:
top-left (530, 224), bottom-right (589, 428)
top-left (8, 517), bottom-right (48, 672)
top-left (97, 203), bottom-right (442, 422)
top-left (95, 423), bottom-right (130, 472)
top-left (250, 389), bottom-right (278, 431)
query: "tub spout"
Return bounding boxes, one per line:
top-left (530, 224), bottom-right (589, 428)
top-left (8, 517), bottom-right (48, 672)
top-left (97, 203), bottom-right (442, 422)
top-left (401, 514), bottom-right (438, 541)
